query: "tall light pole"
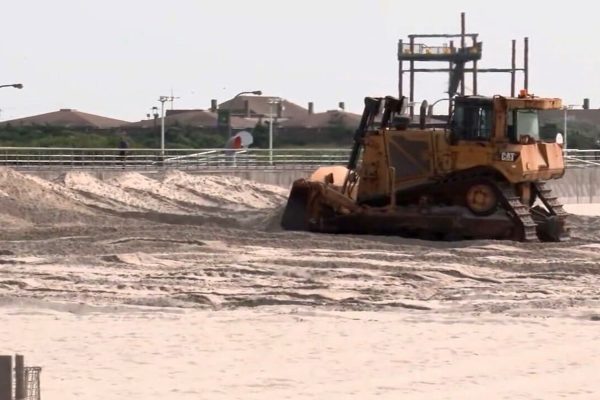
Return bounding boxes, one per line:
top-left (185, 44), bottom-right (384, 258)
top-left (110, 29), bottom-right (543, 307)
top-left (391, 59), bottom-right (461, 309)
top-left (0, 83), bottom-right (23, 90)
top-left (228, 90), bottom-right (262, 138)
top-left (0, 84), bottom-right (23, 121)
top-left (267, 97), bottom-right (282, 165)
top-left (158, 96), bottom-right (169, 158)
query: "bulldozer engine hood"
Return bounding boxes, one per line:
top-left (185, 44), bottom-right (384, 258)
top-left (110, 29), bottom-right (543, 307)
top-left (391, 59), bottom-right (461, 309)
top-left (498, 96), bottom-right (562, 110)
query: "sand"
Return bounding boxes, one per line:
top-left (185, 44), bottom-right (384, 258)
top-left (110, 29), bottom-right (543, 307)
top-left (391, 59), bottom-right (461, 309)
top-left (3, 309), bottom-right (600, 400)
top-left (0, 167), bottom-right (599, 399)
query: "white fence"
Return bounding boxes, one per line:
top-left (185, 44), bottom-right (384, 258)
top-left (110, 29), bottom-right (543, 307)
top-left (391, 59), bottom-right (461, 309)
top-left (0, 147), bottom-right (597, 170)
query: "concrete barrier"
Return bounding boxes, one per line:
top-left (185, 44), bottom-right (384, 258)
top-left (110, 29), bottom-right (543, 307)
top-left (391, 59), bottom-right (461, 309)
top-left (548, 167), bottom-right (600, 204)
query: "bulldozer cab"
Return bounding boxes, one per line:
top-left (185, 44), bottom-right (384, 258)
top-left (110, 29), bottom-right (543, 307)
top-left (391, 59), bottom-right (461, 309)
top-left (449, 94), bottom-right (562, 145)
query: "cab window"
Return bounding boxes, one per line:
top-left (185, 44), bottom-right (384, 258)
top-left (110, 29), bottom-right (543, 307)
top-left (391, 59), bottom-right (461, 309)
top-left (452, 103), bottom-right (493, 141)
top-left (507, 109), bottom-right (540, 143)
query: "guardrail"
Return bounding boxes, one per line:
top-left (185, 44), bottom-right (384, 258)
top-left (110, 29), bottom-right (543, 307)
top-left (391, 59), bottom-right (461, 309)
top-left (0, 147), bottom-right (597, 170)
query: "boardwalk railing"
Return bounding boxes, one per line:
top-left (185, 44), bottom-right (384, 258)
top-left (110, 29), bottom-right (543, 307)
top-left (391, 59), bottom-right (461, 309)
top-left (0, 147), bottom-right (351, 170)
top-left (0, 147), bottom-right (597, 170)
top-left (564, 149), bottom-right (600, 168)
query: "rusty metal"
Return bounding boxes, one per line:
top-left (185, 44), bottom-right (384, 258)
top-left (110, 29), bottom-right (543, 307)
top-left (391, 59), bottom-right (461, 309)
top-left (398, 13), bottom-right (529, 103)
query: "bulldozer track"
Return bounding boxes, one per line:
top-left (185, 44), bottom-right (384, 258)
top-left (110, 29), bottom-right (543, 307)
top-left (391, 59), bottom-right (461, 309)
top-left (496, 182), bottom-right (538, 242)
top-left (535, 182), bottom-right (567, 217)
top-left (363, 173), bottom-right (544, 241)
top-left (534, 181), bottom-right (571, 240)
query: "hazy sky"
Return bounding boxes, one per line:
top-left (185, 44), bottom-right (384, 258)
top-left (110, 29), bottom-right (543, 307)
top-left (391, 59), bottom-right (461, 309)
top-left (0, 0), bottom-right (597, 121)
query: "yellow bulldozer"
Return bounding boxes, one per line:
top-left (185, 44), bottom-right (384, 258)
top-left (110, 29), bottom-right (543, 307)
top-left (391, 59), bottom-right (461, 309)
top-left (281, 92), bottom-right (569, 241)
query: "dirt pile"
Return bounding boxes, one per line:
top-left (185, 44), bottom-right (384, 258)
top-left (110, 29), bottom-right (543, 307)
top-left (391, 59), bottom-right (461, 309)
top-left (0, 168), bottom-right (98, 228)
top-left (0, 168), bottom-right (288, 229)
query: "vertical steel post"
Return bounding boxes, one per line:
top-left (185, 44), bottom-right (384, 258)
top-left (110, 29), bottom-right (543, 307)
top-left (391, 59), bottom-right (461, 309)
top-left (460, 12), bottom-right (466, 96)
top-left (398, 40), bottom-right (404, 99)
top-left (524, 37), bottom-right (529, 91)
top-left (15, 355), bottom-right (25, 400)
top-left (0, 356), bottom-right (11, 400)
top-left (511, 39), bottom-right (516, 97)
top-left (268, 101), bottom-right (274, 165)
top-left (564, 107), bottom-right (568, 151)
top-left (409, 36), bottom-right (415, 118)
top-left (448, 40), bottom-right (455, 116)
top-left (472, 36), bottom-right (478, 95)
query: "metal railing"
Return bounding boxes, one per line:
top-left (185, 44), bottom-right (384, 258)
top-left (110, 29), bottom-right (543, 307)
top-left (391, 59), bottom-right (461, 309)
top-left (401, 43), bottom-right (456, 56)
top-left (0, 147), bottom-right (597, 171)
top-left (564, 149), bottom-right (600, 168)
top-left (0, 147), bottom-right (351, 170)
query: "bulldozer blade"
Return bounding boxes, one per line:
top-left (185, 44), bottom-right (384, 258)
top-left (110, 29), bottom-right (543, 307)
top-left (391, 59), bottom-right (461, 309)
top-left (281, 181), bottom-right (313, 231)
top-left (536, 215), bottom-right (567, 242)
top-left (531, 205), bottom-right (570, 242)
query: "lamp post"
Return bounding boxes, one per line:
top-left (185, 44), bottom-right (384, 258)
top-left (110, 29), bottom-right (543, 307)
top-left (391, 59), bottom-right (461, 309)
top-left (0, 83), bottom-right (23, 89)
top-left (228, 90), bottom-right (262, 138)
top-left (267, 98), bottom-right (282, 165)
top-left (0, 84), bottom-right (23, 120)
top-left (158, 96), bottom-right (169, 158)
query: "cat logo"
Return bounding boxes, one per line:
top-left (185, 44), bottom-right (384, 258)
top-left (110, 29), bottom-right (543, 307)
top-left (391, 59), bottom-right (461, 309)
top-left (500, 151), bottom-right (518, 162)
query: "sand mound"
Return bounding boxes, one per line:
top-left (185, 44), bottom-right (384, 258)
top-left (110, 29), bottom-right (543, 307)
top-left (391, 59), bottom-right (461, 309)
top-left (0, 168), bottom-right (98, 227)
top-left (59, 171), bottom-right (183, 213)
top-left (161, 170), bottom-right (288, 209)
top-left (0, 168), bottom-right (287, 229)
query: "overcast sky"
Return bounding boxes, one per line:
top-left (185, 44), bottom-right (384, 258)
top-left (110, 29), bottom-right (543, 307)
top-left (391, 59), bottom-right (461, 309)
top-left (0, 0), bottom-right (597, 122)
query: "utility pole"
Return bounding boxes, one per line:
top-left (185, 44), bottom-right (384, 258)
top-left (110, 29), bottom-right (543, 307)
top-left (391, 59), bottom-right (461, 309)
top-left (267, 98), bottom-right (281, 165)
top-left (169, 89), bottom-right (180, 110)
top-left (158, 96), bottom-right (169, 158)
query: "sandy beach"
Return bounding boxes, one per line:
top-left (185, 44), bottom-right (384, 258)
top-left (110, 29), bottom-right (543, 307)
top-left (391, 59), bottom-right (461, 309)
top-left (1, 167), bottom-right (599, 399)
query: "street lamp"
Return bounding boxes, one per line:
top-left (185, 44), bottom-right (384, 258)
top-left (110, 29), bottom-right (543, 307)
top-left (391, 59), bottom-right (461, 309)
top-left (234, 90), bottom-right (262, 98)
top-left (0, 83), bottom-right (23, 89)
top-left (228, 90), bottom-right (262, 137)
top-left (267, 97), bottom-right (282, 165)
top-left (158, 96), bottom-right (169, 158)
